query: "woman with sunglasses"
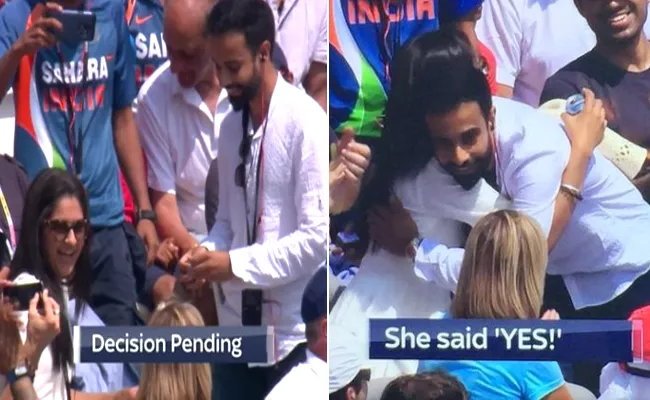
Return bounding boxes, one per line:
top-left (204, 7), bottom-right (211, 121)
top-left (2, 169), bottom-right (135, 400)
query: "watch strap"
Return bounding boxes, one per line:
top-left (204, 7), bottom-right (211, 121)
top-left (7, 364), bottom-right (33, 385)
top-left (136, 209), bottom-right (157, 222)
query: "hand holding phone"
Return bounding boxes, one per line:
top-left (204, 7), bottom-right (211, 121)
top-left (26, 289), bottom-right (61, 353)
top-left (13, 3), bottom-right (63, 56)
top-left (46, 9), bottom-right (97, 44)
top-left (2, 282), bottom-right (44, 311)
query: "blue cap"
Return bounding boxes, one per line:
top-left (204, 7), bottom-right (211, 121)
top-left (301, 267), bottom-right (327, 324)
top-left (439, 0), bottom-right (484, 24)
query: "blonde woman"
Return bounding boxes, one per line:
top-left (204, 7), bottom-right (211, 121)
top-left (419, 210), bottom-right (572, 400)
top-left (136, 301), bottom-right (211, 400)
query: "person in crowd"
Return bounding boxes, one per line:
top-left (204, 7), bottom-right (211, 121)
top-left (380, 371), bottom-right (469, 400)
top-left (2, 169), bottom-right (137, 399)
top-left (368, 29), bottom-right (650, 394)
top-left (178, 0), bottom-right (328, 397)
top-left (439, 0), bottom-right (497, 95)
top-left (0, 291), bottom-right (61, 400)
top-left (126, 0), bottom-right (166, 92)
top-left (0, 0), bottom-right (158, 327)
top-left (475, 0), bottom-right (596, 105)
top-left (329, 0), bottom-right (439, 144)
top-left (329, 324), bottom-right (371, 400)
top-left (136, 0), bottom-right (228, 309)
top-left (135, 300), bottom-right (211, 400)
top-left (541, 0), bottom-right (650, 204)
top-left (329, 30), bottom-right (507, 379)
top-left (0, 155), bottom-right (28, 273)
top-left (477, 0), bottom-right (650, 105)
top-left (600, 304), bottom-right (650, 399)
top-left (265, 0), bottom-right (327, 110)
top-left (418, 210), bottom-right (572, 400)
top-left (266, 267), bottom-right (328, 399)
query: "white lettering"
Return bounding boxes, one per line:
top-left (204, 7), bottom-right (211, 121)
top-left (92, 334), bottom-right (104, 352)
top-left (40, 57), bottom-right (109, 85)
top-left (135, 32), bottom-right (167, 60)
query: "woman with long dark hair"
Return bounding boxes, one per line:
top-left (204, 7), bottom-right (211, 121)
top-left (329, 30), bottom-right (509, 379)
top-left (3, 169), bottom-right (131, 400)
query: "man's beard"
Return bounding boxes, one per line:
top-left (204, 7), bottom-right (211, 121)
top-left (442, 153), bottom-right (494, 191)
top-left (227, 69), bottom-right (263, 112)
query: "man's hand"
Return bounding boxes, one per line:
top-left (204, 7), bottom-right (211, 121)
top-left (561, 88), bottom-right (606, 154)
top-left (330, 128), bottom-right (371, 215)
top-left (12, 3), bottom-right (63, 56)
top-left (137, 219), bottom-right (159, 266)
top-left (179, 248), bottom-right (234, 292)
top-left (368, 197), bottom-right (419, 257)
top-left (155, 238), bottom-right (180, 271)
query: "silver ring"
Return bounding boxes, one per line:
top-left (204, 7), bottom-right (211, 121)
top-left (53, 309), bottom-right (60, 315)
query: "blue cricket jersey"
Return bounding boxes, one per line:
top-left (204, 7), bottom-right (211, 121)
top-left (0, 0), bottom-right (137, 227)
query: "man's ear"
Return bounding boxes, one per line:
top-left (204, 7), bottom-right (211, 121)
top-left (488, 106), bottom-right (496, 132)
top-left (259, 40), bottom-right (272, 62)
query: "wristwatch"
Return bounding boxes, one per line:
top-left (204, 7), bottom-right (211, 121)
top-left (405, 237), bottom-right (423, 261)
top-left (7, 362), bottom-right (34, 385)
top-left (136, 209), bottom-right (157, 223)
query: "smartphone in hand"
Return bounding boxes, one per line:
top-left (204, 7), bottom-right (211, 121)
top-left (2, 282), bottom-right (44, 311)
top-left (47, 9), bottom-right (96, 43)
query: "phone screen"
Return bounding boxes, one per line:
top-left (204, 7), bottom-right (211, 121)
top-left (2, 282), bottom-right (44, 311)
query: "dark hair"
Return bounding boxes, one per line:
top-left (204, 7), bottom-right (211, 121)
top-left (330, 369), bottom-right (372, 400)
top-left (380, 370), bottom-right (469, 400)
top-left (10, 168), bottom-right (91, 375)
top-left (204, 0), bottom-right (275, 55)
top-left (357, 28), bottom-right (492, 252)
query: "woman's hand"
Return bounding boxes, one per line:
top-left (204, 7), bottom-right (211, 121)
top-left (23, 290), bottom-right (61, 368)
top-left (541, 309), bottom-right (560, 320)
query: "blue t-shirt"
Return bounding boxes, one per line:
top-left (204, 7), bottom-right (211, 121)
top-left (0, 0), bottom-right (136, 227)
top-left (419, 357), bottom-right (564, 399)
top-left (125, 0), bottom-right (165, 92)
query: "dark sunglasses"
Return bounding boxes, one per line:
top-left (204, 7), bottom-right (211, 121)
top-left (235, 133), bottom-right (250, 188)
top-left (44, 219), bottom-right (88, 239)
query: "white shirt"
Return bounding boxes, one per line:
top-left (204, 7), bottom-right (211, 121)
top-left (600, 362), bottom-right (650, 400)
top-left (136, 61), bottom-right (231, 236)
top-left (202, 74), bottom-right (328, 364)
top-left (413, 97), bottom-right (650, 310)
top-left (265, 349), bottom-right (328, 400)
top-left (266, 0), bottom-right (327, 87)
top-left (476, 0), bottom-right (596, 106)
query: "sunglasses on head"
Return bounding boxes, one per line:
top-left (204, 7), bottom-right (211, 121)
top-left (44, 219), bottom-right (88, 239)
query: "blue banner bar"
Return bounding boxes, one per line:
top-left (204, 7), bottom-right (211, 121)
top-left (73, 326), bottom-right (274, 363)
top-left (370, 319), bottom-right (634, 362)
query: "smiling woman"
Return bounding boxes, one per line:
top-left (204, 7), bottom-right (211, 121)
top-left (1, 169), bottom-right (132, 400)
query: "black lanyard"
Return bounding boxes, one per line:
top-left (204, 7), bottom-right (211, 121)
top-left (56, 31), bottom-right (90, 177)
top-left (241, 106), bottom-right (269, 245)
